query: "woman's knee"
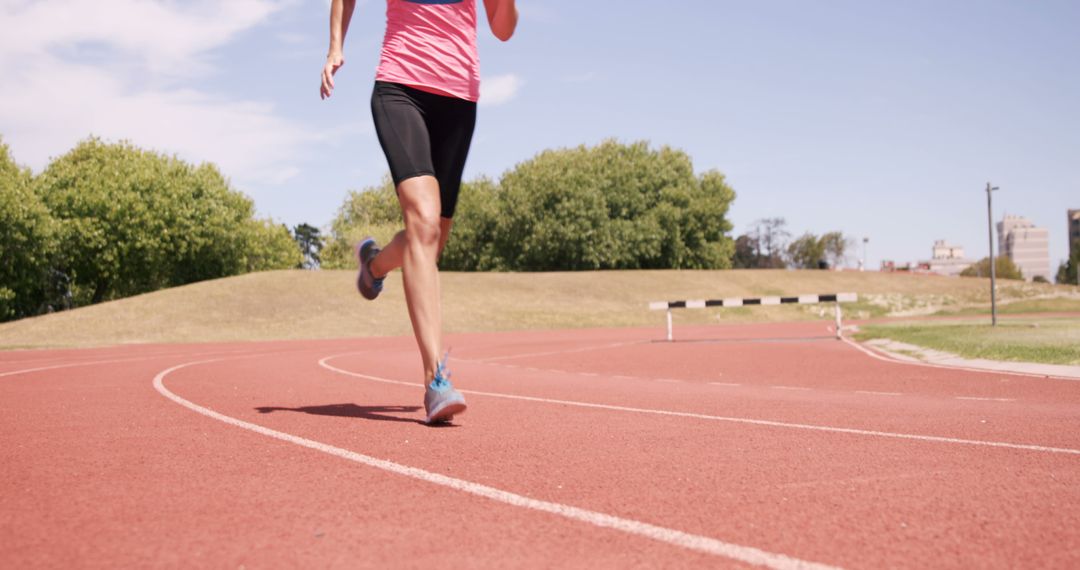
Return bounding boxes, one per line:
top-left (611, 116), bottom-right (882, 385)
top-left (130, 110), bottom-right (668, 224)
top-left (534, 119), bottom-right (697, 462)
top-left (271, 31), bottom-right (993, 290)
top-left (404, 211), bottom-right (442, 247)
top-left (397, 176), bottom-right (443, 249)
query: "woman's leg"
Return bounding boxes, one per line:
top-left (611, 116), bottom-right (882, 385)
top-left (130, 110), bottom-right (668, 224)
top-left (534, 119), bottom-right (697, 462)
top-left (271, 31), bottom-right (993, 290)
top-left (369, 217), bottom-right (454, 278)
top-left (379, 86), bottom-right (474, 276)
top-left (366, 82), bottom-right (468, 422)
top-left (387, 175), bottom-right (446, 381)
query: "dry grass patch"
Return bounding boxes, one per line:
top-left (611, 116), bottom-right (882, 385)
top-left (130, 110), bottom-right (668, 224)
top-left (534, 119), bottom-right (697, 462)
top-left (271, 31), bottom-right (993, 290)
top-left (1, 269), bottom-right (1077, 349)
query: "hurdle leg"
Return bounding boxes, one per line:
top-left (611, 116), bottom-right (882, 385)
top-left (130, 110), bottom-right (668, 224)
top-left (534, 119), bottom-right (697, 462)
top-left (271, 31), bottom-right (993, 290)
top-left (666, 309), bottom-right (673, 342)
top-left (834, 302), bottom-right (843, 340)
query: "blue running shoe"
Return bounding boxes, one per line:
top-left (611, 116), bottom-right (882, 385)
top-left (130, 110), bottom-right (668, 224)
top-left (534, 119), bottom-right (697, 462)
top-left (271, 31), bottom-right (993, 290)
top-left (356, 237), bottom-right (384, 300)
top-left (425, 352), bottom-right (467, 424)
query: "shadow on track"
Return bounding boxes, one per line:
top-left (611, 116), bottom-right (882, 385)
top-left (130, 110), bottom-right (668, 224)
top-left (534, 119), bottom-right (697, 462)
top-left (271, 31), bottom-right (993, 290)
top-left (254, 403), bottom-right (453, 427)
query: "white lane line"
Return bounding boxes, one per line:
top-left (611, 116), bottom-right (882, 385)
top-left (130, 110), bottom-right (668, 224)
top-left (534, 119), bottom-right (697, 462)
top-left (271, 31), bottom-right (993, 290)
top-left (0, 348), bottom-right (184, 366)
top-left (1, 355), bottom-right (197, 379)
top-left (320, 354), bottom-right (1080, 456)
top-left (154, 358), bottom-right (839, 570)
top-left (468, 341), bottom-right (642, 363)
top-left (469, 356), bottom-right (1028, 404)
top-left (0, 356), bottom-right (81, 366)
top-left (0, 347), bottom-right (317, 381)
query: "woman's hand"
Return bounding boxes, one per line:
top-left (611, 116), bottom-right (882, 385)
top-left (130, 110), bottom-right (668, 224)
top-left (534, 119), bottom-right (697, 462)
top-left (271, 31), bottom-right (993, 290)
top-left (321, 52), bottom-right (345, 100)
top-left (321, 0), bottom-right (355, 99)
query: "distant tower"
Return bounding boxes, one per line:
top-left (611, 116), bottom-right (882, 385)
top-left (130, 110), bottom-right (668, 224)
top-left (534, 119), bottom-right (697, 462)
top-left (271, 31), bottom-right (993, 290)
top-left (996, 214), bottom-right (1023, 256)
top-left (1070, 209), bottom-right (1080, 256)
top-left (997, 214), bottom-right (1050, 282)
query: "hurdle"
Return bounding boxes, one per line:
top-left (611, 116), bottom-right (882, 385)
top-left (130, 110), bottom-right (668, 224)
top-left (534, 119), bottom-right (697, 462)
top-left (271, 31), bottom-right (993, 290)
top-left (648, 293), bottom-right (859, 342)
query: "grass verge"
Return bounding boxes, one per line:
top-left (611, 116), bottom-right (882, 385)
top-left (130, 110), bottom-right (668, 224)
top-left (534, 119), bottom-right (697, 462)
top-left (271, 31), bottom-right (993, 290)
top-left (933, 297), bottom-right (1080, 316)
top-left (855, 318), bottom-right (1080, 366)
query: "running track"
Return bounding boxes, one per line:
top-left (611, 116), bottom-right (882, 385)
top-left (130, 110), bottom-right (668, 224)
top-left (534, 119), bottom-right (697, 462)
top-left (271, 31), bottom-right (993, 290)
top-left (2, 322), bottom-right (1078, 568)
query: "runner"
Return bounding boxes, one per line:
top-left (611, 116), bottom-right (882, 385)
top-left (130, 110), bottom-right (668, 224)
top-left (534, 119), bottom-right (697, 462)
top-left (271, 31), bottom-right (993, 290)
top-left (320, 0), bottom-right (518, 423)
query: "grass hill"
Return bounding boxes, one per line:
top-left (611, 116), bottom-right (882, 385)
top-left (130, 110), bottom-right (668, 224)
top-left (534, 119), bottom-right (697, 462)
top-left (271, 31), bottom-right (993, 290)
top-left (1, 269), bottom-right (1077, 349)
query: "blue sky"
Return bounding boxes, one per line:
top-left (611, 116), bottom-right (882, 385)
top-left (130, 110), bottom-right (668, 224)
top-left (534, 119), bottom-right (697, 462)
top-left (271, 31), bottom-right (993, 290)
top-left (2, 0), bottom-right (1077, 270)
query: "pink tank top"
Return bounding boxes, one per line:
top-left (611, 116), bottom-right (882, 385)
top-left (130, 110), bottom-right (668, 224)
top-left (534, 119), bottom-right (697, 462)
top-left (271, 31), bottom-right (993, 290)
top-left (375, 0), bottom-right (480, 102)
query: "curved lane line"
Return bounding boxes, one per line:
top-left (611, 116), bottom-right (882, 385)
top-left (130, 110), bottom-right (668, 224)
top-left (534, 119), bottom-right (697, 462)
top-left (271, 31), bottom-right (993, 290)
top-left (153, 357), bottom-right (840, 570)
top-left (319, 354), bottom-right (1080, 456)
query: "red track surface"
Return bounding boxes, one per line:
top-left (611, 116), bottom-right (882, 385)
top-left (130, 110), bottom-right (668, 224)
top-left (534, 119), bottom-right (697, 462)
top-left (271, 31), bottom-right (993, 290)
top-left (3, 322), bottom-right (1079, 569)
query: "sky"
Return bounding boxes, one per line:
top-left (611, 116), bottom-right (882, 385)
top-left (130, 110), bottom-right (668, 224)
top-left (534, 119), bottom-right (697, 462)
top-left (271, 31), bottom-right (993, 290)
top-left (1, 0), bottom-right (1077, 270)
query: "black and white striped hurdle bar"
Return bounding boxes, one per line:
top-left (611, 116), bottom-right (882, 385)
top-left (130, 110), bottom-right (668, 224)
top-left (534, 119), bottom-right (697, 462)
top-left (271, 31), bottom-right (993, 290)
top-left (649, 293), bottom-right (858, 341)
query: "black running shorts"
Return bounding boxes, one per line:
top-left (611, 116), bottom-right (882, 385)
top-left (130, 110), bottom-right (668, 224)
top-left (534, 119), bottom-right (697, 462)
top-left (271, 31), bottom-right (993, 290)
top-left (370, 81), bottom-right (477, 219)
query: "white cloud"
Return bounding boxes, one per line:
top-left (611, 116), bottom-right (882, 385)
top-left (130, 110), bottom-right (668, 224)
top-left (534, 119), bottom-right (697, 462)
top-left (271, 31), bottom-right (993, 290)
top-left (0, 0), bottom-right (286, 75)
top-left (480, 74), bottom-right (523, 107)
top-left (0, 0), bottom-right (316, 188)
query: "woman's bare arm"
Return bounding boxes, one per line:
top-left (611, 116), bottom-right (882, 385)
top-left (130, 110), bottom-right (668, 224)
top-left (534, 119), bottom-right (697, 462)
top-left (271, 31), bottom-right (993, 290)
top-left (321, 0), bottom-right (357, 99)
top-left (483, 0), bottom-right (518, 42)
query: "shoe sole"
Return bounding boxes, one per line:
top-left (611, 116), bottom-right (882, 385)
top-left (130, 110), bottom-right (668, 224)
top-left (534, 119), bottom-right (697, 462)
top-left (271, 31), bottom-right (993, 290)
top-left (355, 238), bottom-right (379, 300)
top-left (426, 400), bottom-right (467, 424)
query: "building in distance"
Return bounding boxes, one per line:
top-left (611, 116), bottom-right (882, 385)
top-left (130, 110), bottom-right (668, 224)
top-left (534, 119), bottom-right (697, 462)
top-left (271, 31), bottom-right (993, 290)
top-left (922, 240), bottom-right (972, 277)
top-left (997, 214), bottom-right (1051, 282)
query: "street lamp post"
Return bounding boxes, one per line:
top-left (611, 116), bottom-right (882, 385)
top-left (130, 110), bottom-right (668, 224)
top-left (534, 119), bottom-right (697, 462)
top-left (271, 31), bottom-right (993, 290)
top-left (861, 237), bottom-right (869, 272)
top-left (986, 183), bottom-right (999, 326)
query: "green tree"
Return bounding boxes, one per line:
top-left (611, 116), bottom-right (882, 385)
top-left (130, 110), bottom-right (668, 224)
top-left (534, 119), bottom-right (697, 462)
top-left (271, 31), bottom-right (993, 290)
top-left (440, 177), bottom-right (503, 270)
top-left (0, 139), bottom-right (57, 320)
top-left (820, 231), bottom-right (851, 268)
top-left (322, 177), bottom-right (400, 270)
top-left (493, 140), bottom-right (735, 270)
top-left (325, 141), bottom-right (738, 271)
top-left (787, 232), bottom-right (827, 269)
top-left (739, 218), bottom-right (788, 269)
top-left (1056, 240), bottom-right (1079, 285)
top-left (756, 218), bottom-right (789, 266)
top-left (664, 170), bottom-right (737, 269)
top-left (960, 256), bottom-right (1023, 280)
top-left (731, 234), bottom-right (759, 269)
top-left (293, 223), bottom-right (325, 269)
top-left (35, 137), bottom-right (298, 306)
top-left (247, 221), bottom-right (304, 272)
